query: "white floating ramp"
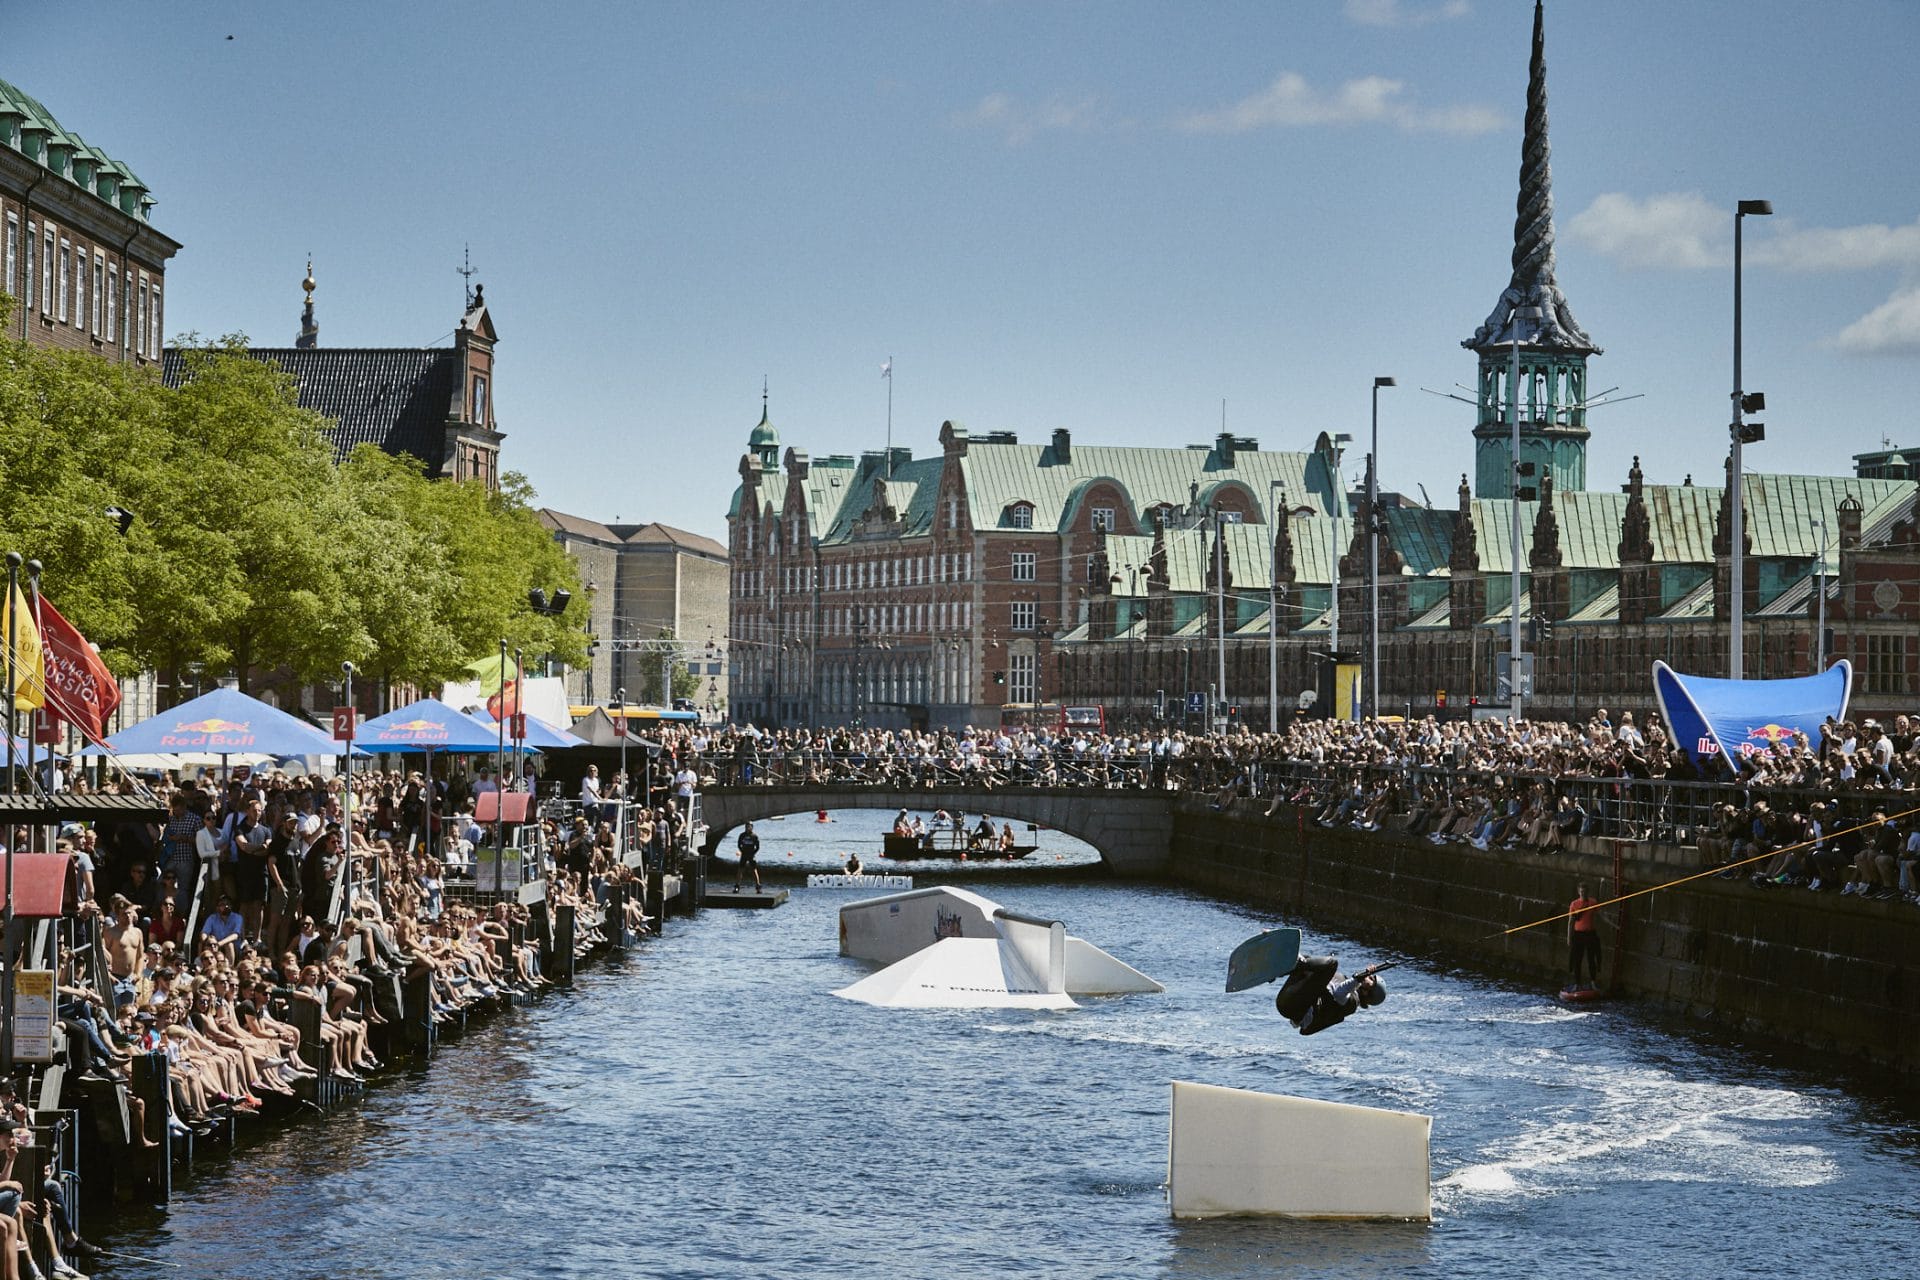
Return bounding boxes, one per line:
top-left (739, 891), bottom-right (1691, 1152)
top-left (834, 937), bottom-right (1076, 1010)
top-left (1168, 1081), bottom-right (1431, 1221)
top-left (834, 885), bottom-right (1162, 1009)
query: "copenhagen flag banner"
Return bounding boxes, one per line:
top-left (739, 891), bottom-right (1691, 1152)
top-left (33, 596), bottom-right (120, 742)
top-left (1653, 659), bottom-right (1853, 771)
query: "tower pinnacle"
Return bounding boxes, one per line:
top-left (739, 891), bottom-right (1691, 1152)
top-left (295, 258), bottom-right (318, 349)
top-left (1466, 1), bottom-right (1597, 355)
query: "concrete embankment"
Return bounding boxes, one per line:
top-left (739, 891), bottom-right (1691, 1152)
top-left (1167, 798), bottom-right (1920, 1077)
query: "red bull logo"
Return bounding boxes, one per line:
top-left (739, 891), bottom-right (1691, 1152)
top-left (158, 715), bottom-right (257, 748)
top-left (175, 717), bottom-right (250, 734)
top-left (1746, 723), bottom-right (1794, 743)
top-left (379, 718), bottom-right (447, 738)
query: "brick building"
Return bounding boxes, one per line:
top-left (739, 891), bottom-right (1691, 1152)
top-left (729, 0), bottom-right (1920, 733)
top-left (726, 391), bottom-right (1338, 729)
top-left (1057, 0), bottom-right (1920, 727)
top-left (539, 512), bottom-right (728, 711)
top-left (0, 79), bottom-right (180, 362)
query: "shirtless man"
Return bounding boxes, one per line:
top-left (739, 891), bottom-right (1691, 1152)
top-left (106, 897), bottom-right (145, 983)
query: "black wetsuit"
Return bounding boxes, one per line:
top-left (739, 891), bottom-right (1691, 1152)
top-left (1274, 954), bottom-right (1380, 1036)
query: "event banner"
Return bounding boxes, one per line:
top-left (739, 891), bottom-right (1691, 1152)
top-left (35, 595), bottom-right (121, 742)
top-left (1653, 660), bottom-right (1853, 769)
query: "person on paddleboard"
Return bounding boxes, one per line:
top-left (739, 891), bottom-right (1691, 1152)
top-left (1567, 882), bottom-right (1602, 989)
top-left (1273, 955), bottom-right (1385, 1036)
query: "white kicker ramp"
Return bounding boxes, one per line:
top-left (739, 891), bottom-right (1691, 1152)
top-left (838, 886), bottom-right (1001, 965)
top-left (834, 886), bottom-right (1162, 1008)
top-left (1167, 1081), bottom-right (1431, 1221)
top-left (833, 937), bottom-right (1076, 1010)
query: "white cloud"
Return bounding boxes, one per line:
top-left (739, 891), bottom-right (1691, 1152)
top-left (952, 92), bottom-right (1104, 146)
top-left (1828, 285), bottom-right (1920, 355)
top-left (1568, 192), bottom-right (1920, 357)
top-left (1343, 0), bottom-right (1471, 28)
top-left (1757, 218), bottom-right (1920, 272)
top-left (1176, 71), bottom-right (1503, 136)
top-left (1567, 192), bottom-right (1724, 269)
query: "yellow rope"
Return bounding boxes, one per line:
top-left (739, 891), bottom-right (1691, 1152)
top-left (1498, 801), bottom-right (1920, 937)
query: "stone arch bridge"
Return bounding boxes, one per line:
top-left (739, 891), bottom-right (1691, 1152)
top-left (698, 784), bottom-right (1175, 875)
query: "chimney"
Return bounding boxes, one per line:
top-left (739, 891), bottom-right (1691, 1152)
top-left (1051, 428), bottom-right (1072, 465)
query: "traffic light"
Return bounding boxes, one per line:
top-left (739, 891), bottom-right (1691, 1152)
top-left (1539, 619), bottom-right (1555, 644)
top-left (1468, 694), bottom-right (1480, 709)
top-left (993, 671), bottom-right (1006, 686)
top-left (1228, 704), bottom-right (1239, 721)
top-left (1436, 689), bottom-right (1448, 709)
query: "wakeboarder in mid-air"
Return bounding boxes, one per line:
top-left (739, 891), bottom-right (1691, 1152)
top-left (1271, 954), bottom-right (1386, 1036)
top-left (1225, 929), bottom-right (1387, 1035)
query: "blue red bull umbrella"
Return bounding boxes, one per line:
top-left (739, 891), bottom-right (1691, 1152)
top-left (356, 698), bottom-right (527, 753)
top-left (77, 686), bottom-right (370, 759)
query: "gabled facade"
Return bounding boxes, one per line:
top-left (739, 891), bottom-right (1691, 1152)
top-left (162, 279), bottom-right (506, 488)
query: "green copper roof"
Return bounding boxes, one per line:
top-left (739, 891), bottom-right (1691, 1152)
top-left (958, 438), bottom-right (1336, 533)
top-left (0, 78), bottom-right (155, 222)
top-left (820, 454), bottom-right (945, 543)
top-left (748, 407), bottom-right (778, 449)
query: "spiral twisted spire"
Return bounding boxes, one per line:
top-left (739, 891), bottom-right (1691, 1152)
top-left (1466, 1), bottom-right (1598, 355)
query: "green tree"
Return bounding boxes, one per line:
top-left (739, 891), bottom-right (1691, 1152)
top-left (0, 296), bottom-right (169, 673)
top-left (137, 338), bottom-right (361, 695)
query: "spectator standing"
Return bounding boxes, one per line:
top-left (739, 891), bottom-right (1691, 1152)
top-left (1567, 882), bottom-right (1602, 989)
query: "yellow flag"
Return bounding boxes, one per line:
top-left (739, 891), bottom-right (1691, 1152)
top-left (0, 584), bottom-right (45, 712)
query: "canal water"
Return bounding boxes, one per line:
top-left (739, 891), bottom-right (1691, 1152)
top-left (101, 809), bottom-right (1920, 1278)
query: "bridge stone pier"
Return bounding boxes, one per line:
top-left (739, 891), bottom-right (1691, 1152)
top-left (698, 785), bottom-right (1176, 875)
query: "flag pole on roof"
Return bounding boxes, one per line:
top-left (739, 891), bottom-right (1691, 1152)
top-left (882, 356), bottom-right (894, 480)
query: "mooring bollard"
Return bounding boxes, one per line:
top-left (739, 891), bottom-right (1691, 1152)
top-left (128, 1051), bottom-right (171, 1203)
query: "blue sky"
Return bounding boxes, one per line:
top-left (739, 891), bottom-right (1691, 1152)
top-left (11, 0), bottom-right (1920, 535)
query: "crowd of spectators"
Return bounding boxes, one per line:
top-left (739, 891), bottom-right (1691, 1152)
top-left (647, 709), bottom-right (1920, 905)
top-left (1, 755), bottom-right (669, 1278)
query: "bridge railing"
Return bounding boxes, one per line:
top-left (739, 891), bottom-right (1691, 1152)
top-left (699, 743), bottom-right (1892, 837)
top-left (700, 750), bottom-right (1173, 791)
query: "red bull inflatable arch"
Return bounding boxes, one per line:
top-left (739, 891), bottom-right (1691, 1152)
top-left (1652, 660), bottom-right (1853, 772)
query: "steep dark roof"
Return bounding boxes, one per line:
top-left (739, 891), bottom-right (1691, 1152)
top-left (161, 347), bottom-right (459, 472)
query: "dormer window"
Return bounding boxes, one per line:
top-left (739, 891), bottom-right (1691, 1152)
top-left (1006, 502), bottom-right (1034, 530)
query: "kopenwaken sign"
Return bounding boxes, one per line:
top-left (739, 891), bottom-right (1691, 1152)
top-left (1653, 660), bottom-right (1853, 771)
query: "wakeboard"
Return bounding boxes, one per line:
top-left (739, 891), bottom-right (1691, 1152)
top-left (1226, 927), bottom-right (1303, 992)
top-left (1558, 986), bottom-right (1606, 1003)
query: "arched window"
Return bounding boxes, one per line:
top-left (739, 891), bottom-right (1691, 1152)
top-left (1005, 502), bottom-right (1035, 530)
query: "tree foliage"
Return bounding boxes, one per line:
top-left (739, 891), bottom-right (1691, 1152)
top-left (0, 311), bottom-right (585, 702)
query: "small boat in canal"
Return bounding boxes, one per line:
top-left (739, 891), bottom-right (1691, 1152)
top-left (880, 815), bottom-right (1038, 861)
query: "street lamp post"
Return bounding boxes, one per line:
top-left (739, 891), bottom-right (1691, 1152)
top-left (1508, 332), bottom-right (1528, 722)
top-left (1368, 376), bottom-right (1396, 720)
top-left (1214, 509), bottom-right (1228, 728)
top-left (1731, 198), bottom-right (1773, 681)
top-left (1813, 518), bottom-right (1828, 673)
top-left (1268, 482), bottom-right (1284, 732)
top-left (1329, 433), bottom-right (1351, 654)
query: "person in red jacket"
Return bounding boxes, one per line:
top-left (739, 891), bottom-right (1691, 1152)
top-left (1568, 882), bottom-right (1602, 989)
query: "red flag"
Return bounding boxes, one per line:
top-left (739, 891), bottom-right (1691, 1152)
top-left (487, 677), bottom-right (521, 721)
top-left (33, 597), bottom-right (120, 742)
